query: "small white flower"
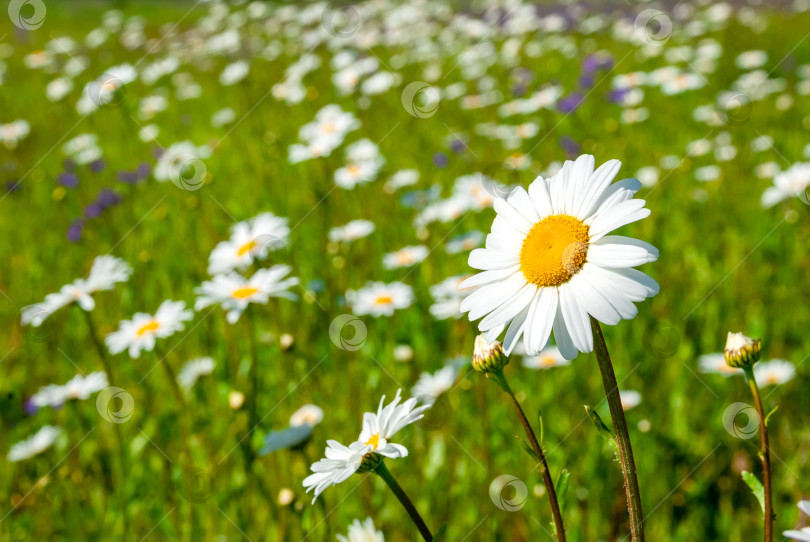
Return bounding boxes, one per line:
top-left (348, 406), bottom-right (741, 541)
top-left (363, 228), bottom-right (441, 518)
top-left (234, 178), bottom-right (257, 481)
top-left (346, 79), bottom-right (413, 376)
top-left (382, 245), bottom-right (429, 269)
top-left (620, 390), bottom-right (642, 411)
top-left (153, 141), bottom-right (212, 183)
top-left (522, 346), bottom-right (570, 370)
top-left (303, 440), bottom-right (367, 503)
top-left (346, 282), bottom-right (414, 317)
top-left (195, 266), bottom-right (299, 324)
top-left (697, 353), bottom-right (743, 377)
top-left (329, 220), bottom-right (375, 243)
top-left (754, 359), bottom-right (796, 387)
top-left (220, 61), bottom-right (250, 86)
top-left (177, 357), bottom-right (215, 390)
top-left (761, 162), bottom-right (810, 208)
top-left (8, 426), bottom-right (61, 462)
top-left (0, 120), bottom-right (31, 149)
top-left (105, 300), bottom-right (193, 359)
top-left (337, 517), bottom-right (385, 542)
top-left (207, 212), bottom-right (290, 275)
top-left (21, 255), bottom-right (132, 327)
top-left (31, 372), bottom-right (108, 408)
top-left (290, 404), bottom-right (324, 427)
top-left (429, 275), bottom-right (473, 320)
top-left (411, 365), bottom-right (458, 406)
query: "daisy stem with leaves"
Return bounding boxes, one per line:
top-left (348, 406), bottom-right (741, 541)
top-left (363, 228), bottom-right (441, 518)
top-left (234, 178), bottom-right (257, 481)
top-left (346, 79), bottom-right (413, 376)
top-left (591, 318), bottom-right (644, 542)
top-left (473, 336), bottom-right (566, 541)
top-left (373, 461), bottom-right (434, 541)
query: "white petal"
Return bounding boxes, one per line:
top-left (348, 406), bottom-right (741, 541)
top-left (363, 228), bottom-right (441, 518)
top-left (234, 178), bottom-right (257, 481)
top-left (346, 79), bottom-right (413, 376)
top-left (502, 303), bottom-right (531, 355)
top-left (479, 284), bottom-right (537, 331)
top-left (506, 186), bottom-right (541, 223)
top-left (575, 159), bottom-right (622, 219)
top-left (566, 154), bottom-right (594, 217)
top-left (523, 287), bottom-right (558, 355)
top-left (493, 197), bottom-right (533, 234)
top-left (468, 248), bottom-right (519, 270)
top-left (559, 284), bottom-right (593, 353)
top-left (568, 272), bottom-right (622, 325)
top-left (588, 236), bottom-right (659, 268)
top-left (528, 177), bottom-right (553, 217)
top-left (588, 200), bottom-right (650, 241)
top-left (578, 264), bottom-right (639, 319)
top-left (462, 273), bottom-right (526, 320)
top-left (459, 266), bottom-right (520, 289)
top-left (552, 304), bottom-right (577, 360)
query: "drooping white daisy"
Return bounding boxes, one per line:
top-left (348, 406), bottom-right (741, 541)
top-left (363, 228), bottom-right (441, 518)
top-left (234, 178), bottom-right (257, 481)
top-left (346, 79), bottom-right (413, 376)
top-left (21, 255), bottom-right (132, 327)
top-left (177, 357), bottom-right (215, 390)
top-left (30, 372), bottom-right (108, 408)
top-left (754, 359), bottom-right (796, 387)
top-left (382, 245), bottom-right (429, 269)
top-left (411, 365), bottom-right (458, 406)
top-left (784, 500), bottom-right (810, 541)
top-left (303, 390), bottom-right (427, 503)
top-left (460, 154), bottom-right (659, 359)
top-left (8, 426), bottom-right (62, 462)
top-left (194, 265), bottom-right (299, 323)
top-left (105, 300), bottom-right (193, 359)
top-left (290, 404), bottom-right (324, 427)
top-left (207, 212), bottom-right (290, 275)
top-left (697, 353), bottom-right (743, 377)
top-left (522, 345), bottom-right (570, 370)
top-left (346, 282), bottom-right (414, 317)
top-left (337, 518), bottom-right (385, 542)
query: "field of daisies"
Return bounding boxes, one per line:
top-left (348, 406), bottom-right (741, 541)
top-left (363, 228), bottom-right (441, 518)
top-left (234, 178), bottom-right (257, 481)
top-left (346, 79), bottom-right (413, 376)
top-left (4, 0), bottom-right (810, 540)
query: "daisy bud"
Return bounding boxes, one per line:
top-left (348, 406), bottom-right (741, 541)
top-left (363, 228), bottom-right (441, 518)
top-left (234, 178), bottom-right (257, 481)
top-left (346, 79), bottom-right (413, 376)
top-left (472, 334), bottom-right (509, 374)
top-left (723, 332), bottom-right (761, 369)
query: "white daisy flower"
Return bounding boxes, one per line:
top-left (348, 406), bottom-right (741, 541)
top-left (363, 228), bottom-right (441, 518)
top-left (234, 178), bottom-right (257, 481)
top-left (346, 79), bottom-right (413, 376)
top-left (298, 104), bottom-right (359, 146)
top-left (382, 245), bottom-right (429, 269)
top-left (194, 265), bottom-right (299, 324)
top-left (290, 404), bottom-right (324, 427)
top-left (346, 282), bottom-right (414, 317)
top-left (761, 162), bottom-right (810, 208)
top-left (522, 345), bottom-right (570, 370)
top-left (754, 359), bottom-right (796, 387)
top-left (383, 169), bottom-right (420, 193)
top-left (8, 426), bottom-right (62, 462)
top-left (153, 141), bottom-right (212, 183)
top-left (784, 500), bottom-right (810, 541)
top-left (303, 440), bottom-right (368, 503)
top-left (335, 160), bottom-right (383, 189)
top-left (105, 300), bottom-right (193, 359)
top-left (177, 357), bottom-right (215, 390)
top-left (30, 372), bottom-right (108, 408)
top-left (460, 154), bottom-right (659, 359)
top-left (220, 60), bottom-right (250, 86)
top-left (328, 220), bottom-right (376, 243)
top-left (338, 518), bottom-right (385, 542)
top-left (697, 353), bottom-right (742, 377)
top-left (429, 275), bottom-right (472, 320)
top-left (207, 212), bottom-right (290, 275)
top-left (445, 231), bottom-right (485, 254)
top-left (411, 365), bottom-right (458, 406)
top-left (0, 120), bottom-right (31, 149)
top-left (21, 255), bottom-right (132, 327)
top-left (62, 133), bottom-right (102, 164)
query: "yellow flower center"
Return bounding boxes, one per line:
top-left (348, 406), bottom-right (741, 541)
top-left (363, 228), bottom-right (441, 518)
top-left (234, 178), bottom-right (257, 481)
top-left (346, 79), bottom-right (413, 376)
top-left (374, 295), bottom-right (392, 305)
top-left (540, 356), bottom-right (556, 367)
top-left (136, 320), bottom-right (160, 336)
top-left (237, 240), bottom-right (256, 257)
top-left (519, 215), bottom-right (589, 287)
top-left (232, 286), bottom-right (259, 299)
top-left (365, 433), bottom-right (380, 449)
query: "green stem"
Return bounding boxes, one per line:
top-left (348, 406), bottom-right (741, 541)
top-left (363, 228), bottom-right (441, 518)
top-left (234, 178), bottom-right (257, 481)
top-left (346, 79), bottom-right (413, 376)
top-left (744, 366), bottom-right (773, 542)
top-left (155, 346), bottom-right (186, 409)
top-left (374, 461), bottom-right (433, 541)
top-left (591, 318), bottom-right (644, 542)
top-left (82, 308), bottom-right (129, 541)
top-left (493, 370), bottom-right (567, 541)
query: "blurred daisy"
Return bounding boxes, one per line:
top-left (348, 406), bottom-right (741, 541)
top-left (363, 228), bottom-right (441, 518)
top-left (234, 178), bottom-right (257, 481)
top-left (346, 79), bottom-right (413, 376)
top-left (21, 255), bottom-right (132, 327)
top-left (338, 518), bottom-right (384, 542)
top-left (195, 265), bottom-right (299, 323)
top-left (761, 162), bottom-right (810, 208)
top-left (303, 389), bottom-right (427, 502)
top-left (784, 500), bottom-right (810, 541)
top-left (105, 300), bottom-right (193, 358)
top-left (382, 245), bottom-right (429, 269)
top-left (346, 282), bottom-right (414, 317)
top-left (384, 169), bottom-right (420, 193)
top-left (177, 357), bottom-right (215, 390)
top-left (329, 220), bottom-right (375, 243)
top-left (8, 426), bottom-right (61, 462)
top-left (754, 359), bottom-right (796, 387)
top-left (445, 231), bottom-right (484, 254)
top-left (211, 107), bottom-right (236, 127)
top-left (62, 133), bottom-right (102, 165)
top-left (522, 345), bottom-right (570, 370)
top-left (460, 154), bottom-right (659, 359)
top-left (697, 353), bottom-right (743, 377)
top-left (207, 212), bottom-right (290, 275)
top-left (620, 390), bottom-right (642, 411)
top-left (46, 78), bottom-right (74, 102)
top-left (31, 372), bottom-right (108, 408)
top-left (220, 60), bottom-right (249, 86)
top-left (429, 275), bottom-right (472, 320)
top-left (290, 404), bottom-right (324, 427)
top-left (0, 120), bottom-right (31, 149)
top-left (736, 50), bottom-right (768, 70)
top-left (411, 365), bottom-right (458, 406)
top-left (153, 141), bottom-right (212, 183)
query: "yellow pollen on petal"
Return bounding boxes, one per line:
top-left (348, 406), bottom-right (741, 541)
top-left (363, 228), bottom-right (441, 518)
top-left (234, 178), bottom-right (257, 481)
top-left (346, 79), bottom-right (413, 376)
top-left (232, 286), bottom-right (259, 299)
top-left (365, 433), bottom-right (380, 449)
top-left (519, 215), bottom-right (590, 287)
top-left (237, 240), bottom-right (257, 257)
top-left (374, 295), bottom-right (392, 305)
top-left (136, 320), bottom-right (160, 336)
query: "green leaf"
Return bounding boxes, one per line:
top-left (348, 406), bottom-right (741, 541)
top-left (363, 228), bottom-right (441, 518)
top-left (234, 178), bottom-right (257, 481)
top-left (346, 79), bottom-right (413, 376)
top-left (517, 436), bottom-right (542, 463)
top-left (741, 471), bottom-right (765, 512)
top-left (537, 410), bottom-right (545, 448)
top-left (433, 524), bottom-right (448, 540)
top-left (764, 405), bottom-right (779, 427)
top-left (585, 405), bottom-right (619, 459)
top-left (555, 469), bottom-right (570, 514)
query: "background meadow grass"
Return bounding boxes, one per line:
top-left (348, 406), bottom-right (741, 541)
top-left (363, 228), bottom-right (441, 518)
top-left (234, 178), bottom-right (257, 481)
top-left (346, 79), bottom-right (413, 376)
top-left (2, 1), bottom-right (810, 540)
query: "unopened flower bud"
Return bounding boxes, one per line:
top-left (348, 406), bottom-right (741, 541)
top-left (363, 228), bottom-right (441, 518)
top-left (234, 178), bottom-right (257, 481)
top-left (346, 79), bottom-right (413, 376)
top-left (723, 332), bottom-right (761, 369)
top-left (472, 334), bottom-right (509, 374)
